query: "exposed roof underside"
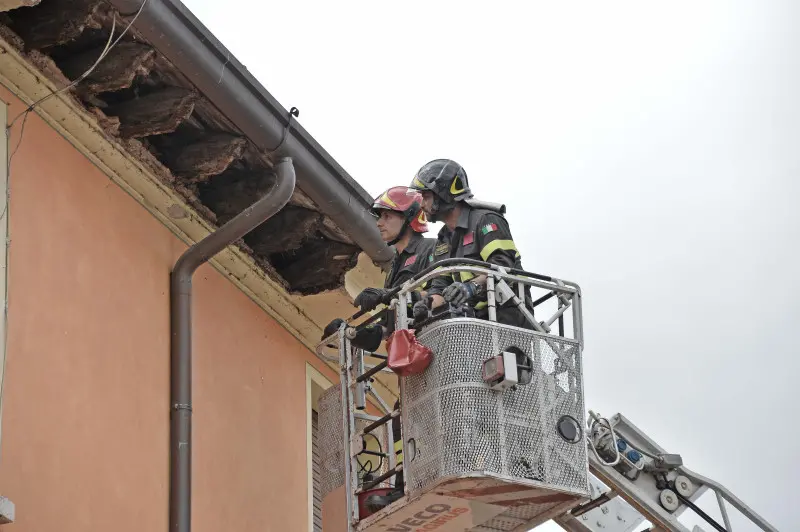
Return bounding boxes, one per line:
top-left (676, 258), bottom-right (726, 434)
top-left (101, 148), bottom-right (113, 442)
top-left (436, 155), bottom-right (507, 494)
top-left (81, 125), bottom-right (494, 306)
top-left (1, 0), bottom-right (367, 294)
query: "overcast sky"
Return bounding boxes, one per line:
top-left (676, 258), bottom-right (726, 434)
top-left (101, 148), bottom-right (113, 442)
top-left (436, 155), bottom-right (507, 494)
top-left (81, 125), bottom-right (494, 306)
top-left (183, 1), bottom-right (797, 530)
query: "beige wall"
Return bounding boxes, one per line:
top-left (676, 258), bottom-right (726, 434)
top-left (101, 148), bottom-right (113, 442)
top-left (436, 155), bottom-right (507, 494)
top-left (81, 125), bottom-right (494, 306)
top-left (0, 87), bottom-right (339, 531)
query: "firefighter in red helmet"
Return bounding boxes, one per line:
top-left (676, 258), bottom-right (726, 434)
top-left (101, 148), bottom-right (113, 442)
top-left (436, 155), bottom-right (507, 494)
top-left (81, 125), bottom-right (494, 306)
top-left (355, 186), bottom-right (435, 310)
top-left (322, 187), bottom-right (435, 513)
top-left (322, 186), bottom-right (435, 345)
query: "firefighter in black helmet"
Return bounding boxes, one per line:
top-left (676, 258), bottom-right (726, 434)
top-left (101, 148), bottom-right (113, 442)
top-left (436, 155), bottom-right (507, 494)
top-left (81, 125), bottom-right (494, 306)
top-left (409, 158), bottom-right (534, 329)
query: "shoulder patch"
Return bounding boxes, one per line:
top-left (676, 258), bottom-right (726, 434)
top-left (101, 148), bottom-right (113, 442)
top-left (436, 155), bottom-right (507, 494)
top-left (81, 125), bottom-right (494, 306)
top-left (403, 254), bottom-right (417, 267)
top-left (463, 231), bottom-right (475, 246)
top-left (435, 243), bottom-right (449, 256)
top-left (481, 223), bottom-right (498, 235)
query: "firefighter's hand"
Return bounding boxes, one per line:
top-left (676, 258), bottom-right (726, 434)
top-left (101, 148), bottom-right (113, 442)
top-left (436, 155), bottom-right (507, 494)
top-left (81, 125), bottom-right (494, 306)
top-left (412, 300), bottom-right (430, 323)
top-left (442, 282), bottom-right (477, 307)
top-left (322, 318), bottom-right (345, 340)
top-left (350, 325), bottom-right (384, 352)
top-left (354, 287), bottom-right (391, 312)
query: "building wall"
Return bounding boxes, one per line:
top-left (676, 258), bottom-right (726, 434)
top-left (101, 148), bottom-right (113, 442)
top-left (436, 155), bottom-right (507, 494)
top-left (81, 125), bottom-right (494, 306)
top-left (0, 87), bottom-right (338, 531)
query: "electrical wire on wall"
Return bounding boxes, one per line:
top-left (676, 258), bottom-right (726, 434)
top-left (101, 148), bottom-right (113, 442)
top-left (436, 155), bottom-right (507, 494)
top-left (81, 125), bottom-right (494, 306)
top-left (0, 103), bottom-right (9, 451)
top-left (0, 0), bottom-right (149, 429)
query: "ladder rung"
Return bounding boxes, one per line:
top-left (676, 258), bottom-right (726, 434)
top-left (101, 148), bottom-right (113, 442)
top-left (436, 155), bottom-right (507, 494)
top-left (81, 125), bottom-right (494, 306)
top-left (359, 449), bottom-right (387, 458)
top-left (356, 360), bottom-right (388, 383)
top-left (362, 410), bottom-right (398, 435)
top-left (354, 412), bottom-right (383, 422)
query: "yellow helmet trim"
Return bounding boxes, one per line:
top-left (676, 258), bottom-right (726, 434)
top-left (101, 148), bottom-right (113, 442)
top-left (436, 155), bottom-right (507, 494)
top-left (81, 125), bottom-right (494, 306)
top-left (450, 176), bottom-right (465, 195)
top-left (412, 176), bottom-right (427, 189)
top-left (379, 192), bottom-right (398, 208)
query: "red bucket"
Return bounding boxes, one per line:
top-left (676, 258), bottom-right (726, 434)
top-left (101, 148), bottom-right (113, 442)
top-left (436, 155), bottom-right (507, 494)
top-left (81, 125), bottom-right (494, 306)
top-left (357, 487), bottom-right (394, 518)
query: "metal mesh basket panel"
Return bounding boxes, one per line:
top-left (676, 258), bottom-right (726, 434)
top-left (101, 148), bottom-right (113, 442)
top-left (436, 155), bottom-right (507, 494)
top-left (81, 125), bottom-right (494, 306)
top-left (317, 349), bottom-right (393, 500)
top-left (318, 385), bottom-right (345, 498)
top-left (403, 318), bottom-right (589, 500)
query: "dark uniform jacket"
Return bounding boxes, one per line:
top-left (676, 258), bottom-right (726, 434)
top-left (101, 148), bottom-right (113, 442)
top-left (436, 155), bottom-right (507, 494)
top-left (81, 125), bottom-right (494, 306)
top-left (368, 231), bottom-right (437, 336)
top-left (383, 232), bottom-right (436, 483)
top-left (427, 205), bottom-right (533, 328)
top-left (384, 232), bottom-right (437, 294)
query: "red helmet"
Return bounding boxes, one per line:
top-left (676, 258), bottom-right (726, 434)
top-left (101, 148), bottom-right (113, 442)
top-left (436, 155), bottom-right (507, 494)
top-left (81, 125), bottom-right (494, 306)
top-left (371, 186), bottom-right (429, 233)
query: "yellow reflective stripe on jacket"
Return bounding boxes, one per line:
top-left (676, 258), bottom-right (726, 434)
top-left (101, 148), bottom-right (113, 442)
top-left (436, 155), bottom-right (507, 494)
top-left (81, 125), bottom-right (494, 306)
top-left (479, 239), bottom-right (519, 261)
top-left (457, 271), bottom-right (475, 283)
top-left (394, 439), bottom-right (403, 464)
top-left (429, 265), bottom-right (447, 281)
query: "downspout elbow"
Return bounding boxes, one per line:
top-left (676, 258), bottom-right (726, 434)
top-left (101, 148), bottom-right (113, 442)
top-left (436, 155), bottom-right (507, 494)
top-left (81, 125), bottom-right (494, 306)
top-left (172, 157), bottom-right (296, 282)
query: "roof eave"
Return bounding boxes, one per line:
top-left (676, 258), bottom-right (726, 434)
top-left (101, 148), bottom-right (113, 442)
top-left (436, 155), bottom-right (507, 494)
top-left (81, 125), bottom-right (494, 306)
top-left (109, 0), bottom-right (393, 266)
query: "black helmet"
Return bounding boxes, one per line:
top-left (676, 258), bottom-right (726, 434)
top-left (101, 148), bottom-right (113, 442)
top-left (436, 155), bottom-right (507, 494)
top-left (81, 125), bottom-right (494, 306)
top-left (410, 159), bottom-right (473, 203)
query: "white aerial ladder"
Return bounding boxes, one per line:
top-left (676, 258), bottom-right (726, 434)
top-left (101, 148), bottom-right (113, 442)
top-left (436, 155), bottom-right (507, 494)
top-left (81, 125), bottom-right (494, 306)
top-left (316, 258), bottom-right (778, 532)
top-left (558, 411), bottom-right (779, 532)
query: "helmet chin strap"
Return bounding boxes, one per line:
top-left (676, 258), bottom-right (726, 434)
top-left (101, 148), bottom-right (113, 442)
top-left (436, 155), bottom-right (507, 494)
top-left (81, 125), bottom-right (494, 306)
top-left (386, 225), bottom-right (407, 247)
top-left (386, 210), bottom-right (416, 247)
top-left (428, 195), bottom-right (455, 223)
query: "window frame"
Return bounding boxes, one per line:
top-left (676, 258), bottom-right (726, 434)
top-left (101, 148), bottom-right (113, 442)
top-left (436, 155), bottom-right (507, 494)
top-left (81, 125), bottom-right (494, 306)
top-left (306, 363), bottom-right (333, 532)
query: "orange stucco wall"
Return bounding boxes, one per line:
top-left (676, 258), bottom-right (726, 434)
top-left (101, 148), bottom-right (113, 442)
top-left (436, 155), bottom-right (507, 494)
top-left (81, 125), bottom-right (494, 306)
top-left (0, 88), bottom-right (338, 531)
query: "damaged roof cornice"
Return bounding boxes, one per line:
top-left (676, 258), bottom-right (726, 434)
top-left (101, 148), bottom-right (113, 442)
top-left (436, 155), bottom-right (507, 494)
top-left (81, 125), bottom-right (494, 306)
top-left (0, 31), bottom-right (318, 340)
top-left (107, 0), bottom-right (394, 268)
top-left (0, 32), bottom-right (398, 402)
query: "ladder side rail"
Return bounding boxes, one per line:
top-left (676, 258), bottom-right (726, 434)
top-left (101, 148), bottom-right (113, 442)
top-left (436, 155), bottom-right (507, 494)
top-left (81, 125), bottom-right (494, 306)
top-left (346, 342), bottom-right (362, 526)
top-left (395, 290), bottom-right (410, 497)
top-left (678, 467), bottom-right (779, 532)
top-left (338, 328), bottom-right (356, 532)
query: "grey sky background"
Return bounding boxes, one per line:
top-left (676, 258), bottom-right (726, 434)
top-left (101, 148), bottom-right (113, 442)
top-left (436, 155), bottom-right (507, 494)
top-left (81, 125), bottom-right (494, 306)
top-left (183, 1), bottom-right (798, 530)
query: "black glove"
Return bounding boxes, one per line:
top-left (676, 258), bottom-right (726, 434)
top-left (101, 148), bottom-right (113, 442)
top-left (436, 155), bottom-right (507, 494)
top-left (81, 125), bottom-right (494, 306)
top-left (350, 325), bottom-right (384, 352)
top-left (442, 281), bottom-right (477, 307)
top-left (354, 287), bottom-right (391, 312)
top-left (322, 318), bottom-right (345, 340)
top-left (412, 300), bottom-right (430, 323)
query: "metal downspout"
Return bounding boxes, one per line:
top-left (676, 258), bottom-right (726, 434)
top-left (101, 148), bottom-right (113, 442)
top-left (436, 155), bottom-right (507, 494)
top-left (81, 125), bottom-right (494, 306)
top-left (170, 157), bottom-right (296, 532)
top-left (107, 0), bottom-right (393, 267)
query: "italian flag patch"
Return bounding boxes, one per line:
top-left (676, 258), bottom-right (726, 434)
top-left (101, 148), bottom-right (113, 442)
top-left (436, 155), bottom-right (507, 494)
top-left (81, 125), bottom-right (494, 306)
top-left (481, 223), bottom-right (498, 235)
